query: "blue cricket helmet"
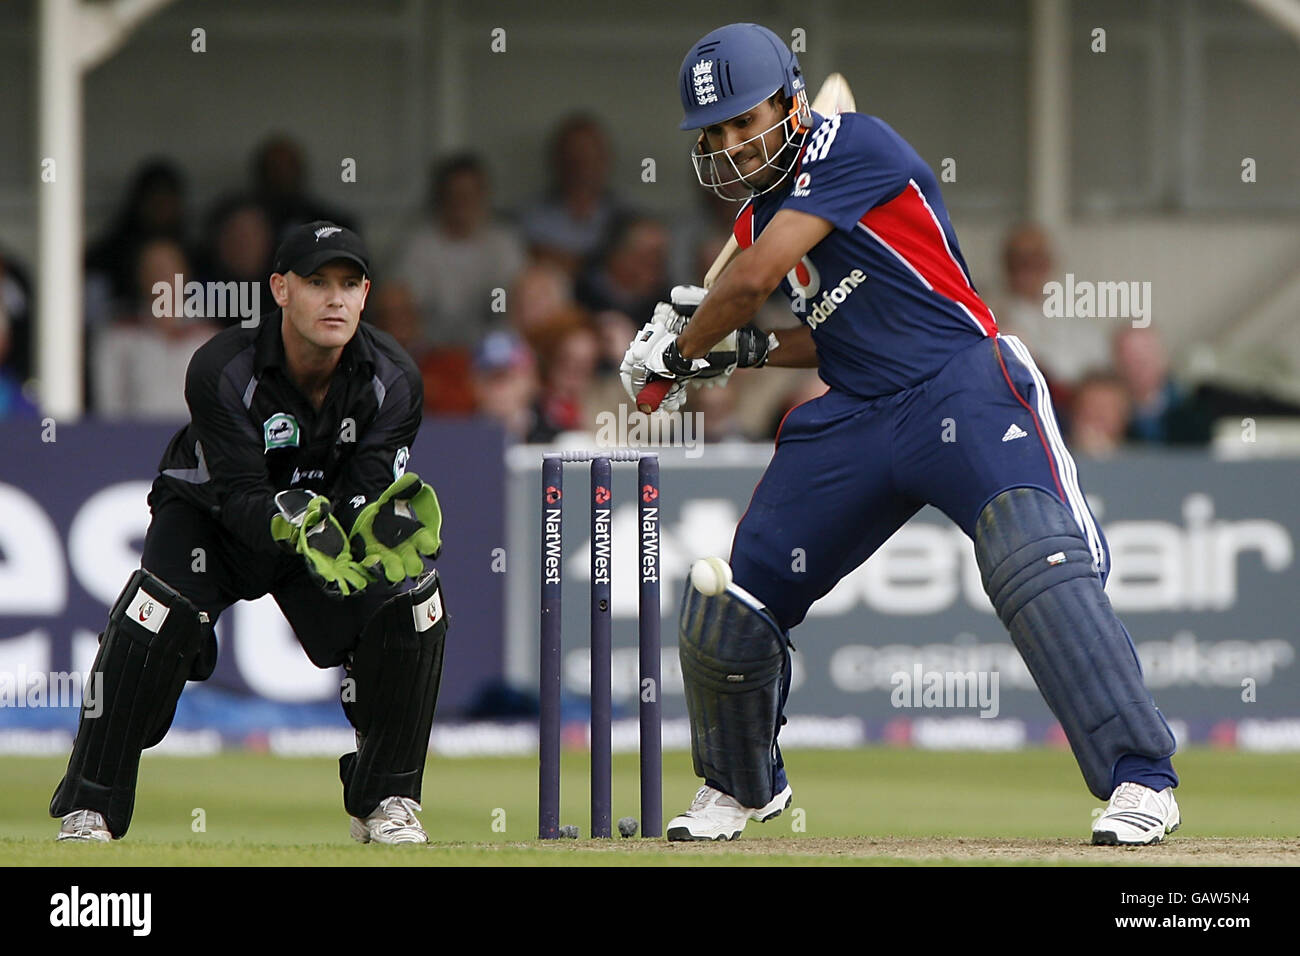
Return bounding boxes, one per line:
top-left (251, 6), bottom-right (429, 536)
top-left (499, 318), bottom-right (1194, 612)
top-left (679, 23), bottom-right (806, 130)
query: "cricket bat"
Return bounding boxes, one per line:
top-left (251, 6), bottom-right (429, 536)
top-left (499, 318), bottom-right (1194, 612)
top-left (637, 73), bottom-right (856, 413)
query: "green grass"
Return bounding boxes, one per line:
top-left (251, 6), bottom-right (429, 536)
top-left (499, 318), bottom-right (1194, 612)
top-left (3, 747), bottom-right (1296, 865)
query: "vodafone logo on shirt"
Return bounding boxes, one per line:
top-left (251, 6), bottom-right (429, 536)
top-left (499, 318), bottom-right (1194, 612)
top-left (805, 268), bottom-right (868, 329)
top-left (792, 172), bottom-right (812, 197)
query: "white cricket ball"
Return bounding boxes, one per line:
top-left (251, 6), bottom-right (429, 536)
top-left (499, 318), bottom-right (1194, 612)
top-left (690, 556), bottom-right (733, 596)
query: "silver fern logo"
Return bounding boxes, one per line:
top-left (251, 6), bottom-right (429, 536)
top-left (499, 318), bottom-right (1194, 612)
top-left (314, 226), bottom-right (343, 241)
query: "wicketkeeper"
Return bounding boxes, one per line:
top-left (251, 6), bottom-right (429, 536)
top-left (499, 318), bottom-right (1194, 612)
top-left (51, 222), bottom-right (448, 844)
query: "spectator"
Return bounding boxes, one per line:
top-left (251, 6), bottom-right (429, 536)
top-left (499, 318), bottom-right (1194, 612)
top-left (686, 379), bottom-right (749, 442)
top-left (85, 158), bottom-right (191, 327)
top-left (196, 197), bottom-right (274, 328)
top-left (1067, 371), bottom-right (1131, 458)
top-left (471, 330), bottom-right (547, 442)
top-left (0, 309), bottom-right (37, 420)
top-left (1112, 326), bottom-right (1213, 445)
top-left (367, 280), bottom-right (427, 357)
top-left (991, 223), bottom-right (1108, 403)
top-left (92, 238), bottom-right (217, 420)
top-left (251, 134), bottom-right (356, 240)
top-left (509, 262), bottom-right (576, 347)
top-left (0, 247), bottom-right (33, 382)
top-left (536, 323), bottom-right (600, 435)
top-left (592, 309), bottom-right (638, 378)
top-left (504, 262), bottom-right (606, 417)
top-left (519, 114), bottom-right (628, 274)
top-left (671, 189), bottom-right (743, 286)
top-left (392, 153), bottom-right (526, 349)
top-left (690, 227), bottom-right (736, 289)
top-left (575, 215), bottom-right (672, 324)
top-left (368, 280), bottom-right (476, 416)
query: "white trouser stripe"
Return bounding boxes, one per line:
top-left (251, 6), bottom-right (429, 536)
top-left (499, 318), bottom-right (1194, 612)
top-left (999, 334), bottom-right (1107, 572)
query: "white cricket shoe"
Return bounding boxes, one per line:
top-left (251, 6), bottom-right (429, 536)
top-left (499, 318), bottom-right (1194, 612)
top-left (666, 784), bottom-right (794, 842)
top-left (57, 809), bottom-right (112, 842)
top-left (350, 796), bottom-right (428, 845)
top-left (1091, 782), bottom-right (1180, 846)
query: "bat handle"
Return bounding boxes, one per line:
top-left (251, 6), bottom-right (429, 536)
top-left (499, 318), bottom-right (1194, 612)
top-left (636, 377), bottom-right (674, 414)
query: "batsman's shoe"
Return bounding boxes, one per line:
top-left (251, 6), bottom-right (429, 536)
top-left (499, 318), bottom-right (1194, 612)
top-left (57, 809), bottom-right (112, 842)
top-left (751, 783), bottom-right (794, 822)
top-left (666, 784), bottom-right (793, 842)
top-left (350, 796), bottom-right (428, 845)
top-left (1091, 782), bottom-right (1180, 846)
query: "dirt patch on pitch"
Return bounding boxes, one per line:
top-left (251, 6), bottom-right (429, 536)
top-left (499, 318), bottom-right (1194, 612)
top-left (541, 836), bottom-right (1300, 865)
top-left (770, 837), bottom-right (1300, 865)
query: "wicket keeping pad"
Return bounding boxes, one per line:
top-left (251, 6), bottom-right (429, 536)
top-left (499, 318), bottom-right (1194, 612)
top-left (679, 581), bottom-right (789, 810)
top-left (50, 568), bottom-right (208, 837)
top-left (339, 569), bottom-right (448, 818)
top-left (975, 487), bottom-right (1176, 799)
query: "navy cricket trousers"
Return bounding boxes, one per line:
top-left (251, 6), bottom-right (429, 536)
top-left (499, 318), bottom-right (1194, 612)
top-left (731, 333), bottom-right (1109, 630)
top-left (729, 333), bottom-right (1177, 794)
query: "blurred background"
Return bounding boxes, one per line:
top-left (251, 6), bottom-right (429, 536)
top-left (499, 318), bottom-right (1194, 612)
top-left (1, 0), bottom-right (1297, 760)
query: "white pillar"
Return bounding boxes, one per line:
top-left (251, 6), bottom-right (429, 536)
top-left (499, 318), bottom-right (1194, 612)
top-left (36, 0), bottom-right (177, 418)
top-left (37, 0), bottom-right (85, 419)
top-left (1027, 0), bottom-right (1069, 228)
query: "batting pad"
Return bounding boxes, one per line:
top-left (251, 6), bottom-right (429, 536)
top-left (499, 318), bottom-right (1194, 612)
top-left (678, 580), bottom-right (788, 809)
top-left (49, 568), bottom-right (205, 837)
top-left (339, 569), bottom-right (447, 819)
top-left (975, 487), bottom-right (1176, 799)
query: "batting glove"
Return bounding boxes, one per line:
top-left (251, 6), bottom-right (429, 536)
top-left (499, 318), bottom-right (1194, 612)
top-left (620, 312), bottom-right (678, 403)
top-left (692, 325), bottom-right (780, 387)
top-left (668, 284), bottom-right (707, 324)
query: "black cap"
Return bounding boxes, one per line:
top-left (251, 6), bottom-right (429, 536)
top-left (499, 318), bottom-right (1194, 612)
top-left (273, 220), bottom-right (370, 277)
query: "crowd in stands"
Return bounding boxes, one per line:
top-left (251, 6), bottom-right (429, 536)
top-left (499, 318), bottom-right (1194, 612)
top-left (1, 121), bottom-right (1291, 454)
top-left (988, 224), bottom-right (1258, 457)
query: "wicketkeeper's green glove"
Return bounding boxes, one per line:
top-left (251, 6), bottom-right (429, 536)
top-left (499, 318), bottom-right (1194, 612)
top-left (271, 490), bottom-right (374, 598)
top-left (348, 472), bottom-right (443, 584)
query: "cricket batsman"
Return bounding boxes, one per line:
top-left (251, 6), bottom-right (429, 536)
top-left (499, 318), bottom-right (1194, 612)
top-left (51, 222), bottom-right (447, 844)
top-left (622, 24), bottom-right (1180, 845)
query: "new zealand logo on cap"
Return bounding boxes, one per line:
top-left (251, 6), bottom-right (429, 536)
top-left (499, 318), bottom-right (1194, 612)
top-left (263, 412), bottom-right (300, 452)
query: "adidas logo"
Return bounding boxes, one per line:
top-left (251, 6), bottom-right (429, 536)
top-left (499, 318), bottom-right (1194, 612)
top-left (1001, 423), bottom-right (1028, 442)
